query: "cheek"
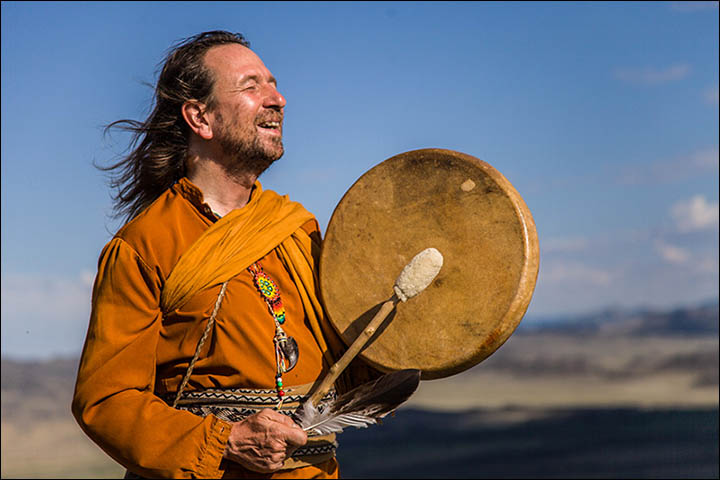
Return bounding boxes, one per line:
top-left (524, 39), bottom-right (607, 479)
top-left (235, 96), bottom-right (263, 116)
top-left (233, 103), bottom-right (262, 128)
top-left (213, 97), bottom-right (263, 132)
top-left (217, 108), bottom-right (252, 132)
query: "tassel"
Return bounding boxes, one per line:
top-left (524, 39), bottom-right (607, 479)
top-left (294, 369), bottom-right (421, 436)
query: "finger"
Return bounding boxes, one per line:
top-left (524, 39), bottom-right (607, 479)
top-left (270, 451), bottom-right (285, 464)
top-left (283, 425), bottom-right (308, 447)
top-left (266, 409), bottom-right (297, 427)
top-left (253, 409), bottom-right (296, 433)
top-left (269, 439), bottom-right (288, 453)
top-left (279, 414), bottom-right (298, 427)
top-left (268, 461), bottom-right (285, 472)
top-left (256, 408), bottom-right (279, 421)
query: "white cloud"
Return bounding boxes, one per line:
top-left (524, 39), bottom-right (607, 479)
top-left (528, 222), bottom-right (719, 317)
top-left (704, 85), bottom-right (719, 105)
top-left (654, 240), bottom-right (690, 264)
top-left (671, 195), bottom-right (720, 232)
top-left (614, 64), bottom-right (691, 85)
top-left (1, 272), bottom-right (94, 359)
top-left (1, 272), bottom-right (93, 315)
top-left (618, 147), bottom-right (719, 185)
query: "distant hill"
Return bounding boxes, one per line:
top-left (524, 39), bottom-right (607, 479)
top-left (1, 356), bottom-right (79, 422)
top-left (1, 301), bottom-right (717, 417)
top-left (1, 302), bottom-right (717, 478)
top-left (521, 301), bottom-right (719, 337)
top-left (2, 302), bottom-right (718, 395)
top-left (1, 356), bottom-right (79, 395)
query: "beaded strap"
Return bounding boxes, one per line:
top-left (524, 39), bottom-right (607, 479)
top-left (246, 261), bottom-right (298, 407)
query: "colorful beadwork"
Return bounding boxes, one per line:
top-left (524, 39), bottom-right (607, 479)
top-left (248, 263), bottom-right (285, 324)
top-left (247, 261), bottom-right (294, 406)
top-left (255, 275), bottom-right (280, 301)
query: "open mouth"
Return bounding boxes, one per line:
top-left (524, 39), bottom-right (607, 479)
top-left (258, 121), bottom-right (281, 131)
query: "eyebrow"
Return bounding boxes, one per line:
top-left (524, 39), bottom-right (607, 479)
top-left (237, 74), bottom-right (278, 87)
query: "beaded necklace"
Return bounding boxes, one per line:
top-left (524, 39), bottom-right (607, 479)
top-left (247, 261), bottom-right (299, 407)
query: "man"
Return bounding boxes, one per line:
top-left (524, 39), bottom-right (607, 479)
top-left (72, 31), bottom-right (377, 479)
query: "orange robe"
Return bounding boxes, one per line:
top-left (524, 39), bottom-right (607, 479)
top-left (72, 178), bottom-right (374, 479)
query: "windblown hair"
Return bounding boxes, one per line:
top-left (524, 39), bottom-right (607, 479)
top-left (98, 31), bottom-right (251, 222)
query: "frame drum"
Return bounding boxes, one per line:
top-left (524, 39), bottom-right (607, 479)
top-left (319, 149), bottom-right (539, 380)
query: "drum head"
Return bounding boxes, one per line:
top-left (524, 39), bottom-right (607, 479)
top-left (319, 149), bottom-right (539, 379)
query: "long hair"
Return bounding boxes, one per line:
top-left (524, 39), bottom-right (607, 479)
top-left (98, 31), bottom-right (250, 222)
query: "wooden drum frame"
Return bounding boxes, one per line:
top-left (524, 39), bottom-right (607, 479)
top-left (319, 148), bottom-right (539, 380)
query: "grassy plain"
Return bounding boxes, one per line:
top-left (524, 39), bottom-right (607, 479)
top-left (408, 332), bottom-right (719, 410)
top-left (1, 328), bottom-right (717, 478)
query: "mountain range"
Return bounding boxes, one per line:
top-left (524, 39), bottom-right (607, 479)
top-left (521, 300), bottom-right (719, 336)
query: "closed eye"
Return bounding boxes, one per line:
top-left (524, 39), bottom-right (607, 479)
top-left (237, 73), bottom-right (277, 91)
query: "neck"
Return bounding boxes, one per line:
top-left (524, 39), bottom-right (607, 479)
top-left (185, 153), bottom-right (258, 217)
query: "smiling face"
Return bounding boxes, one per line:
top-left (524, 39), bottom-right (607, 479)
top-left (203, 43), bottom-right (287, 175)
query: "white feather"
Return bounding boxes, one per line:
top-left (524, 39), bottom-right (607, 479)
top-left (295, 370), bottom-right (422, 436)
top-left (297, 401), bottom-right (383, 435)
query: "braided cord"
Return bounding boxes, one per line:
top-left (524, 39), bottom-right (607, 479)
top-left (173, 281), bottom-right (229, 408)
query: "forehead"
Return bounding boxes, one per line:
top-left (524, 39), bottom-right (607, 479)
top-left (203, 43), bottom-right (271, 85)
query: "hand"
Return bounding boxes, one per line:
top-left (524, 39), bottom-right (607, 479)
top-left (223, 408), bottom-right (308, 473)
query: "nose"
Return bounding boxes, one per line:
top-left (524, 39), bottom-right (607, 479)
top-left (264, 84), bottom-right (286, 110)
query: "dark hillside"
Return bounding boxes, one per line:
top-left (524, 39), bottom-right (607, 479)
top-left (337, 407), bottom-right (720, 479)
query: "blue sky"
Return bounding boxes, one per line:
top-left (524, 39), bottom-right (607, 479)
top-left (2, 1), bottom-right (718, 359)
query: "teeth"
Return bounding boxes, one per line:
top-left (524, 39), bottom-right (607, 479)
top-left (260, 121), bottom-right (280, 128)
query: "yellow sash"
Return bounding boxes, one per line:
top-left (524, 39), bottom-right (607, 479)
top-left (161, 180), bottom-right (379, 393)
top-left (161, 182), bottom-right (309, 311)
top-left (160, 181), bottom-right (342, 372)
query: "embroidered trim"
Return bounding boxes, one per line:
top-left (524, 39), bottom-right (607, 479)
top-left (167, 387), bottom-right (338, 461)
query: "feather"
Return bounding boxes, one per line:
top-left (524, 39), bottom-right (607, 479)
top-left (293, 369), bottom-right (421, 436)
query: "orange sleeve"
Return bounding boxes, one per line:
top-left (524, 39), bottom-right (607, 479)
top-left (71, 237), bottom-right (232, 478)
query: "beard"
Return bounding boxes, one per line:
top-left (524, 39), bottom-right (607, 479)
top-left (215, 111), bottom-right (284, 178)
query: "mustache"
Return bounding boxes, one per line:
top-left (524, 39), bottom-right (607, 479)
top-left (256, 112), bottom-right (284, 124)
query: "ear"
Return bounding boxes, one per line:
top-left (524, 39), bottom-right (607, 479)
top-left (181, 100), bottom-right (213, 140)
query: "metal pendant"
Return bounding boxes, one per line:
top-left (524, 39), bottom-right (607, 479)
top-left (280, 335), bottom-right (299, 372)
top-left (275, 326), bottom-right (299, 373)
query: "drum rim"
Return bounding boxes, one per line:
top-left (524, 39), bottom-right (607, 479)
top-left (319, 148), bottom-right (540, 379)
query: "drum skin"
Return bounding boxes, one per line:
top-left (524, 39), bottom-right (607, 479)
top-left (319, 148), bottom-right (539, 380)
